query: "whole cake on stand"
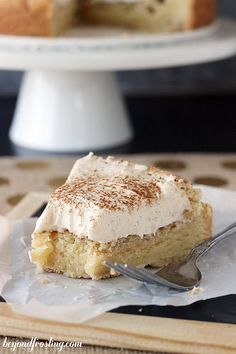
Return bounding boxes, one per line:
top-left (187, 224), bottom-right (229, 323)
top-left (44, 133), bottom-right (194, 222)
top-left (0, 0), bottom-right (235, 153)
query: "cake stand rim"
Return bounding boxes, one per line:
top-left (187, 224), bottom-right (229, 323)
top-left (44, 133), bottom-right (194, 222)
top-left (0, 18), bottom-right (235, 71)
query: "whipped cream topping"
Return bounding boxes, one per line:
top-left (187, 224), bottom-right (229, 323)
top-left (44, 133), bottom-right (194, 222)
top-left (34, 153), bottom-right (191, 243)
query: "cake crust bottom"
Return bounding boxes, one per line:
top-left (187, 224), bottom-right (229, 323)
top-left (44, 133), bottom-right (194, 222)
top-left (31, 203), bottom-right (212, 280)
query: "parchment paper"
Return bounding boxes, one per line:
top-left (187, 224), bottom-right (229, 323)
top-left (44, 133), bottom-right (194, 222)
top-left (1, 185), bottom-right (236, 323)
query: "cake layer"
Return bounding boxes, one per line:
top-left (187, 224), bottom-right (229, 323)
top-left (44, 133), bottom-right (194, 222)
top-left (81, 0), bottom-right (216, 32)
top-left (31, 203), bottom-right (212, 279)
top-left (34, 153), bottom-right (194, 243)
top-left (0, 0), bottom-right (216, 36)
top-left (0, 0), bottom-right (78, 36)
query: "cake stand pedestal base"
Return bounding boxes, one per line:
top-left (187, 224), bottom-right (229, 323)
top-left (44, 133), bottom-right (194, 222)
top-left (9, 71), bottom-right (133, 152)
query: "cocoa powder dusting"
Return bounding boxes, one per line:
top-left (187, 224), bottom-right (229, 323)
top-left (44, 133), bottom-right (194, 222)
top-left (51, 175), bottom-right (161, 211)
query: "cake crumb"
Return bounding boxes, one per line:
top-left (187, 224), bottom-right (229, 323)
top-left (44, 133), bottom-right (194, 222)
top-left (28, 251), bottom-right (32, 263)
top-left (87, 299), bottom-right (95, 305)
top-left (110, 268), bottom-right (118, 276)
top-left (20, 237), bottom-right (26, 247)
top-left (188, 286), bottom-right (204, 295)
top-left (40, 278), bottom-right (50, 285)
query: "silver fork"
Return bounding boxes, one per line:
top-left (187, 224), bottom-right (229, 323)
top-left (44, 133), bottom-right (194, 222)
top-left (105, 222), bottom-right (236, 291)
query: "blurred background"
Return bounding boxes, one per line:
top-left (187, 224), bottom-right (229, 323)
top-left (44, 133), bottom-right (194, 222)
top-left (1, 0), bottom-right (236, 155)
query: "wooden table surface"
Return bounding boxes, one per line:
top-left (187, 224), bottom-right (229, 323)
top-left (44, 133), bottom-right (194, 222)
top-left (1, 153), bottom-right (236, 354)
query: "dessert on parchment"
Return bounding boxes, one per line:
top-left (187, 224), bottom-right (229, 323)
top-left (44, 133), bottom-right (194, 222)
top-left (30, 153), bottom-right (212, 280)
top-left (0, 0), bottom-right (216, 36)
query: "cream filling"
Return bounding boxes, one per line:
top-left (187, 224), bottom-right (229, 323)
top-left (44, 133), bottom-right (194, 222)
top-left (55, 0), bottom-right (77, 6)
top-left (86, 0), bottom-right (191, 31)
top-left (53, 0), bottom-right (79, 34)
top-left (90, 0), bottom-right (144, 3)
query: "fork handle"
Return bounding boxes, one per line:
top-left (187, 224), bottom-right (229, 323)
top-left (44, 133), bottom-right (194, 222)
top-left (191, 222), bottom-right (236, 259)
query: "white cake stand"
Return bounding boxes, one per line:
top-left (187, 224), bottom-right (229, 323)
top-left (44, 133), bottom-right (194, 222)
top-left (0, 18), bottom-right (236, 152)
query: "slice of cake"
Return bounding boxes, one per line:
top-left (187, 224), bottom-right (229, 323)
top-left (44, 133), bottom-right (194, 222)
top-left (31, 153), bottom-right (212, 280)
top-left (80, 0), bottom-right (216, 33)
top-left (0, 0), bottom-right (79, 36)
